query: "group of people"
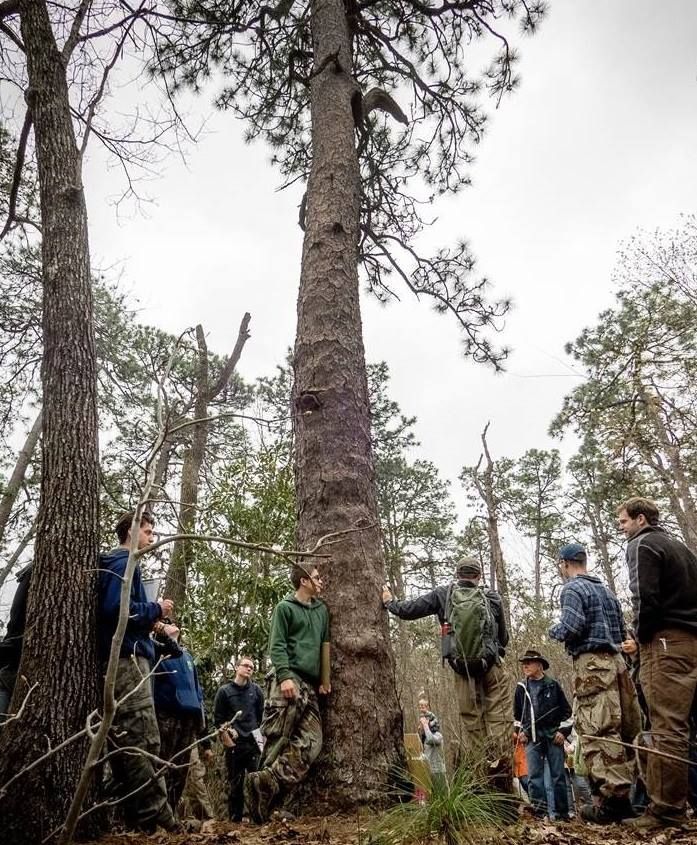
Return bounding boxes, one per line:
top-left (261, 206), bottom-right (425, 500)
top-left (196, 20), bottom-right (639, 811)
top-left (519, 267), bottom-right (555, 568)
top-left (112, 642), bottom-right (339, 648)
top-left (0, 510), bottom-right (331, 833)
top-left (95, 513), bottom-right (331, 832)
top-left (1, 495), bottom-right (696, 834)
top-left (384, 496), bottom-right (697, 832)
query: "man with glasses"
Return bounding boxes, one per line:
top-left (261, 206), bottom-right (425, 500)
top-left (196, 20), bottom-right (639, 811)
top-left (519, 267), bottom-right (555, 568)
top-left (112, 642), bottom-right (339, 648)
top-left (245, 563), bottom-right (330, 822)
top-left (213, 656), bottom-right (264, 821)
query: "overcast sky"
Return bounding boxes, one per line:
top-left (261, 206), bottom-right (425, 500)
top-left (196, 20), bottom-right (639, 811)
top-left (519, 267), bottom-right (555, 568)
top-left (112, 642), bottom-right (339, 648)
top-left (81, 1), bottom-right (697, 528)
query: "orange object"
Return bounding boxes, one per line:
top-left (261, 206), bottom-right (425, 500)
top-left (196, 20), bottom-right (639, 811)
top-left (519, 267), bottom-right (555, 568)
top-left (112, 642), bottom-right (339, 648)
top-left (513, 738), bottom-right (528, 779)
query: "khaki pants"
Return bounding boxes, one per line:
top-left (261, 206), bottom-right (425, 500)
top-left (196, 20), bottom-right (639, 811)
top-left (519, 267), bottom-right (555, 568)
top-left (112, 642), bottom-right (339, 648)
top-left (640, 628), bottom-right (697, 819)
top-left (454, 661), bottom-right (511, 769)
top-left (572, 651), bottom-right (640, 801)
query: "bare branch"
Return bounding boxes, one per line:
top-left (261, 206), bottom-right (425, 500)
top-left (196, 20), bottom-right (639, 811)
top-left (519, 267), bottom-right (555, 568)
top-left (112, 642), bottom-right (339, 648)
top-left (0, 110), bottom-right (33, 241)
top-left (206, 312), bottom-right (252, 400)
top-left (62, 0), bottom-right (92, 61)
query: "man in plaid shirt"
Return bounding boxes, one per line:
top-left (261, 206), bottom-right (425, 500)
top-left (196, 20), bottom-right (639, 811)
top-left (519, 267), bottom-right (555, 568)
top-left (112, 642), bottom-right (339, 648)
top-left (549, 543), bottom-right (641, 823)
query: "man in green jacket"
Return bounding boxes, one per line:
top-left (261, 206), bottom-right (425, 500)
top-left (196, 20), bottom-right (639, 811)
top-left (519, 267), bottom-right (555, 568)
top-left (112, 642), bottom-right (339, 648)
top-left (245, 563), bottom-right (331, 822)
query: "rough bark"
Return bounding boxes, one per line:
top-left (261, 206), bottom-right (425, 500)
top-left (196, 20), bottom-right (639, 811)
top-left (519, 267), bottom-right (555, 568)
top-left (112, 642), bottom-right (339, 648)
top-left (164, 313), bottom-right (251, 608)
top-left (0, 408), bottom-right (41, 550)
top-left (0, 1), bottom-right (101, 842)
top-left (292, 0), bottom-right (402, 807)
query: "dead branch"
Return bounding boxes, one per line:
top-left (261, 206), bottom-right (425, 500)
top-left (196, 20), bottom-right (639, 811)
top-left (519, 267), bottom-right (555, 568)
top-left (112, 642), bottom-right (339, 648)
top-left (206, 312), bottom-right (251, 400)
top-left (0, 110), bottom-right (33, 241)
top-left (361, 87), bottom-right (408, 125)
top-left (582, 733), bottom-right (697, 767)
top-left (0, 680), bottom-right (37, 728)
top-left (62, 0), bottom-right (92, 60)
top-left (0, 519), bottom-right (36, 593)
top-left (44, 717), bottom-right (241, 843)
top-left (136, 522), bottom-right (376, 561)
top-left (79, 9), bottom-right (143, 157)
top-left (0, 409), bottom-right (42, 548)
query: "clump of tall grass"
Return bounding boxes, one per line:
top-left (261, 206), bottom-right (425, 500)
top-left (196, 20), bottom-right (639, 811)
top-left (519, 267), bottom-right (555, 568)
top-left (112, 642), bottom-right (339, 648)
top-left (370, 765), bottom-right (518, 845)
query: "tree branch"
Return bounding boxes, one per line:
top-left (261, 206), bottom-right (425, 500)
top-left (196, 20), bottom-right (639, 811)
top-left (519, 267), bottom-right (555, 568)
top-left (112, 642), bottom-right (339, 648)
top-left (206, 311), bottom-right (251, 401)
top-left (0, 110), bottom-right (33, 241)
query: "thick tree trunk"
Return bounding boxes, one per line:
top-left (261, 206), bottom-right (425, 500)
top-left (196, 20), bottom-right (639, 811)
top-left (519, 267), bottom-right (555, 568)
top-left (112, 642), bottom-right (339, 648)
top-left (0, 409), bottom-right (41, 549)
top-left (0, 2), bottom-right (101, 842)
top-left (292, 0), bottom-right (402, 807)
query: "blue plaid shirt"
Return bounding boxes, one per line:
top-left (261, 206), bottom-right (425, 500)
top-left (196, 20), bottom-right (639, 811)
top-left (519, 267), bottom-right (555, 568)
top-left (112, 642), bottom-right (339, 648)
top-left (549, 574), bottom-right (626, 657)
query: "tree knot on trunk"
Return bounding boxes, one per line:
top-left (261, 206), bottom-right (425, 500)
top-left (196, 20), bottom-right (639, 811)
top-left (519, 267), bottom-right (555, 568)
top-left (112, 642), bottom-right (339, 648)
top-left (24, 87), bottom-right (38, 108)
top-left (295, 391), bottom-right (323, 414)
top-left (61, 184), bottom-right (82, 204)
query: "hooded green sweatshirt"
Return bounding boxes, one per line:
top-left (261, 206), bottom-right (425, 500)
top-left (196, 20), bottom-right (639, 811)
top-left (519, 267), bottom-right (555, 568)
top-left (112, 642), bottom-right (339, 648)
top-left (268, 594), bottom-right (330, 684)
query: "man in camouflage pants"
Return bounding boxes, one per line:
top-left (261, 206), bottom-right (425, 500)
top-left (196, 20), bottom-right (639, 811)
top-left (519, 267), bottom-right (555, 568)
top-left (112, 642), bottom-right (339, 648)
top-left (549, 543), bottom-right (641, 823)
top-left (98, 511), bottom-right (179, 833)
top-left (245, 563), bottom-right (330, 823)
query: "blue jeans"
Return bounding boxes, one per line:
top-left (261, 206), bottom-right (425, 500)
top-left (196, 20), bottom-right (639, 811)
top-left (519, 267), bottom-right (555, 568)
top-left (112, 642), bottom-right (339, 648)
top-left (526, 737), bottom-right (569, 818)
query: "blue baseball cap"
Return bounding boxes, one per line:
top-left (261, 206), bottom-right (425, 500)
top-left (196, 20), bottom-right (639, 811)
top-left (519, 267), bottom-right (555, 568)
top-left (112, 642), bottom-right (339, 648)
top-left (559, 543), bottom-right (586, 562)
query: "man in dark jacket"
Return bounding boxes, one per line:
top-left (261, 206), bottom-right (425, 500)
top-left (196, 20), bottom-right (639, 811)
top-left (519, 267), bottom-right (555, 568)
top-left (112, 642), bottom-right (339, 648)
top-left (619, 497), bottom-right (697, 831)
top-left (98, 510), bottom-right (179, 834)
top-left (0, 562), bottom-right (32, 724)
top-left (513, 649), bottom-right (573, 820)
top-left (214, 656), bottom-right (264, 821)
top-left (383, 557), bottom-right (510, 779)
top-left (154, 630), bottom-right (212, 816)
top-left (549, 542), bottom-right (641, 823)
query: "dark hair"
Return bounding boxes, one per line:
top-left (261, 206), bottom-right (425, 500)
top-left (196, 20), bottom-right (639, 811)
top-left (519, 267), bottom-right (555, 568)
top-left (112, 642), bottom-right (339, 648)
top-left (619, 497), bottom-right (660, 526)
top-left (290, 563), bottom-right (317, 589)
top-left (115, 510), bottom-right (155, 544)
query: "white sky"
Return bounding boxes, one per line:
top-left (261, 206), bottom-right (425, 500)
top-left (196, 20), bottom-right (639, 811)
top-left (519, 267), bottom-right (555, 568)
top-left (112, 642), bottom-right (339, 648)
top-left (81, 0), bottom-right (697, 526)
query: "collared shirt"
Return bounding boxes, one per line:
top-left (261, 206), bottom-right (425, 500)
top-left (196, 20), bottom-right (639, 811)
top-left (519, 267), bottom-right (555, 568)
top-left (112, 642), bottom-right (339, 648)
top-left (548, 574), bottom-right (626, 657)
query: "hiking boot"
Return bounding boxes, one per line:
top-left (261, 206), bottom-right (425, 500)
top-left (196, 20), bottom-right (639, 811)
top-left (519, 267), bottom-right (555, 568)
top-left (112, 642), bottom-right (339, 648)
top-left (245, 769), bottom-right (279, 824)
top-left (623, 813), bottom-right (684, 831)
top-left (606, 797), bottom-right (635, 821)
top-left (580, 803), bottom-right (614, 824)
top-left (581, 796), bottom-right (634, 824)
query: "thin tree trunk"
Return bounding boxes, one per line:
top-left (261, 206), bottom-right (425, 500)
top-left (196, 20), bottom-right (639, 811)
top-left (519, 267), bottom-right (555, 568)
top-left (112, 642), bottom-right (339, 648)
top-left (165, 325), bottom-right (209, 607)
top-left (0, 1), bottom-right (101, 841)
top-left (0, 519), bottom-right (36, 592)
top-left (292, 0), bottom-right (402, 806)
top-left (534, 509), bottom-right (542, 606)
top-left (164, 314), bottom-right (250, 608)
top-left (477, 425), bottom-right (511, 629)
top-left (0, 409), bottom-right (41, 549)
top-left (587, 501), bottom-right (617, 594)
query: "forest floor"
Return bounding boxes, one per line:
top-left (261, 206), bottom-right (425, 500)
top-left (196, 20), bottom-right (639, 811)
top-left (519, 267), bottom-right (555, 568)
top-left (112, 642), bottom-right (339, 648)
top-left (85, 812), bottom-right (697, 845)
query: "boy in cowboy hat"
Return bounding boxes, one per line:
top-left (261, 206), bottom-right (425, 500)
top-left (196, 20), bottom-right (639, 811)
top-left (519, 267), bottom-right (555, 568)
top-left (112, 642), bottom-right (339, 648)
top-left (514, 649), bottom-right (573, 821)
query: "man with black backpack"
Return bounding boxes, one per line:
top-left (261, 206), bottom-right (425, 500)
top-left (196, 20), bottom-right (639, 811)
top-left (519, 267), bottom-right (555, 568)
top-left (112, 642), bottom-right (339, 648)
top-left (382, 557), bottom-right (510, 782)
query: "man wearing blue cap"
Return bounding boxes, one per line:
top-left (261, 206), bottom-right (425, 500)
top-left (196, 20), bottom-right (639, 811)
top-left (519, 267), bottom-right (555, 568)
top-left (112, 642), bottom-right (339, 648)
top-left (549, 543), bottom-right (641, 824)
